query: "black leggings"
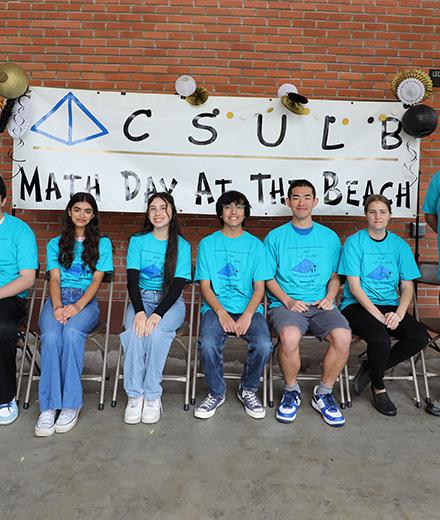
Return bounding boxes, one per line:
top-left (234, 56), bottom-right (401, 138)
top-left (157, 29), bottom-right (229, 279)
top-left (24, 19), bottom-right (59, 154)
top-left (0, 296), bottom-right (27, 404)
top-left (342, 304), bottom-right (429, 390)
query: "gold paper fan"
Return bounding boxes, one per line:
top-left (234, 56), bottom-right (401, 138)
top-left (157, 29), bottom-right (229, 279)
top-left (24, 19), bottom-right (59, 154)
top-left (281, 95), bottom-right (307, 115)
top-left (186, 86), bottom-right (209, 106)
top-left (391, 69), bottom-right (432, 102)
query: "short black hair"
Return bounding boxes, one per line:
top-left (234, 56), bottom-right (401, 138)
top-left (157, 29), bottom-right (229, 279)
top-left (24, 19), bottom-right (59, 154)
top-left (215, 190), bottom-right (251, 226)
top-left (287, 179), bottom-right (316, 199)
top-left (0, 176), bottom-right (6, 200)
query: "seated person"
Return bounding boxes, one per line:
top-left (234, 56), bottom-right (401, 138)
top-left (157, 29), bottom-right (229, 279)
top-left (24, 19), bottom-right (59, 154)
top-left (339, 194), bottom-right (429, 416)
top-left (194, 190), bottom-right (273, 420)
top-left (265, 179), bottom-right (351, 427)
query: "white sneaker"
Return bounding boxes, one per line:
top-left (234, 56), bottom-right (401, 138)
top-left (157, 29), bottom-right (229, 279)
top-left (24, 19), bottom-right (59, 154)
top-left (142, 398), bottom-right (162, 424)
top-left (35, 410), bottom-right (56, 437)
top-left (124, 396), bottom-right (143, 424)
top-left (55, 408), bottom-right (80, 433)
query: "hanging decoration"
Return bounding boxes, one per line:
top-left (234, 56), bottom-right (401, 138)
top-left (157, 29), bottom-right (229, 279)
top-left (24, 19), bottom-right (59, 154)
top-left (175, 75), bottom-right (197, 97)
top-left (391, 69), bottom-right (432, 105)
top-left (0, 62), bottom-right (29, 99)
top-left (402, 104), bottom-right (438, 138)
top-left (186, 86), bottom-right (209, 106)
top-left (7, 90), bottom-right (33, 139)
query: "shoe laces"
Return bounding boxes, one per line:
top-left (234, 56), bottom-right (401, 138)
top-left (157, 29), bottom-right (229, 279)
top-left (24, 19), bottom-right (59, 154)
top-left (200, 394), bottom-right (218, 409)
top-left (282, 390), bottom-right (300, 407)
top-left (128, 397), bottom-right (142, 409)
top-left (59, 408), bottom-right (76, 419)
top-left (242, 390), bottom-right (261, 408)
top-left (319, 393), bottom-right (338, 411)
top-left (0, 402), bottom-right (12, 410)
top-left (38, 410), bottom-right (55, 424)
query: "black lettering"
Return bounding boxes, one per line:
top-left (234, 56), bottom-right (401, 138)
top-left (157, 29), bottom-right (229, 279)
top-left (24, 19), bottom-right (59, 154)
top-left (63, 174), bottom-right (82, 197)
top-left (19, 166), bottom-right (42, 202)
top-left (362, 180), bottom-right (375, 206)
top-left (86, 175), bottom-right (101, 201)
top-left (323, 171), bottom-right (342, 205)
top-left (396, 181), bottom-right (410, 208)
top-left (346, 180), bottom-right (360, 206)
top-left (45, 172), bottom-right (62, 200)
top-left (121, 170), bottom-right (140, 201)
top-left (123, 109), bottom-right (152, 142)
top-left (270, 177), bottom-right (285, 204)
top-left (188, 109), bottom-right (220, 146)
top-left (250, 173), bottom-right (271, 203)
top-left (195, 172), bottom-right (214, 205)
top-left (381, 117), bottom-right (402, 150)
top-left (257, 114), bottom-right (287, 147)
top-left (215, 179), bottom-right (232, 194)
top-left (321, 116), bottom-right (344, 150)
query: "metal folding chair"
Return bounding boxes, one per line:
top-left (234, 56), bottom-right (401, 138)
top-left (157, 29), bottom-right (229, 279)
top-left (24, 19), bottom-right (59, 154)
top-left (413, 261), bottom-right (440, 404)
top-left (15, 272), bottom-right (39, 403)
top-left (190, 288), bottom-right (269, 408)
top-left (111, 282), bottom-right (196, 411)
top-left (22, 271), bottom-right (114, 410)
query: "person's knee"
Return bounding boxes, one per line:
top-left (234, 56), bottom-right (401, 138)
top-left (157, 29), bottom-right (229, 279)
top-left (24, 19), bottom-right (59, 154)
top-left (278, 327), bottom-right (301, 355)
top-left (62, 326), bottom-right (87, 346)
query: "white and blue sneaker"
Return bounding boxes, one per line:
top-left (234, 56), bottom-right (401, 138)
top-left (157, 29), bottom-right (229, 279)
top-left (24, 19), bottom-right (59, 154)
top-left (311, 386), bottom-right (345, 427)
top-left (276, 390), bottom-right (301, 423)
top-left (0, 399), bottom-right (19, 426)
top-left (194, 393), bottom-right (225, 419)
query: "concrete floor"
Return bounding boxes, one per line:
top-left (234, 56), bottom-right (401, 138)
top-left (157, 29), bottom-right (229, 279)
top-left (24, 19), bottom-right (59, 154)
top-left (2, 339), bottom-right (440, 520)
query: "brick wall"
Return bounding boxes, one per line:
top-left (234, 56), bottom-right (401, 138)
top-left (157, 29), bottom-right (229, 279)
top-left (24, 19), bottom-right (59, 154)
top-left (1, 0), bottom-right (439, 318)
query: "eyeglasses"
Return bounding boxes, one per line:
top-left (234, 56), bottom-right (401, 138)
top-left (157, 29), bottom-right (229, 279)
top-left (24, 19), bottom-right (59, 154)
top-left (222, 203), bottom-right (246, 211)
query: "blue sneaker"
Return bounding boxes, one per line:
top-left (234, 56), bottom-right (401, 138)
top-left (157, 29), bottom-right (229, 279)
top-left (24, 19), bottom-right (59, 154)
top-left (194, 393), bottom-right (225, 419)
top-left (311, 386), bottom-right (345, 427)
top-left (276, 390), bottom-right (301, 423)
top-left (0, 399), bottom-right (19, 426)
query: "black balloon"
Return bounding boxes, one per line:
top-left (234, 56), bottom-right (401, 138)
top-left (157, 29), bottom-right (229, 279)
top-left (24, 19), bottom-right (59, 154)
top-left (402, 104), bottom-right (438, 138)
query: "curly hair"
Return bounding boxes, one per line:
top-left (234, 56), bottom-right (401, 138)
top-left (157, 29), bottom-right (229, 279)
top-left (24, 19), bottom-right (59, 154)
top-left (58, 192), bottom-right (101, 271)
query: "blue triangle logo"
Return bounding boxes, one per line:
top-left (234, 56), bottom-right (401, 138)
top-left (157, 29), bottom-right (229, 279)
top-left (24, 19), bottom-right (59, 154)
top-left (31, 91), bottom-right (109, 146)
top-left (367, 265), bottom-right (392, 281)
top-left (292, 259), bottom-right (316, 274)
top-left (218, 263), bottom-right (238, 277)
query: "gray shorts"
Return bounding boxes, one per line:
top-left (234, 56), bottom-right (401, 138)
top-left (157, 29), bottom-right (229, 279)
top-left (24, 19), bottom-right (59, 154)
top-left (268, 305), bottom-right (350, 341)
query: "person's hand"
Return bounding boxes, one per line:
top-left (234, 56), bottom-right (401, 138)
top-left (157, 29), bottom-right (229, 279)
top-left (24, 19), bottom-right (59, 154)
top-left (313, 297), bottom-right (334, 311)
top-left (145, 313), bottom-right (162, 336)
top-left (217, 309), bottom-right (236, 333)
top-left (284, 298), bottom-right (309, 313)
top-left (384, 312), bottom-right (402, 331)
top-left (53, 306), bottom-right (66, 324)
top-left (62, 304), bottom-right (80, 321)
top-left (235, 312), bottom-right (252, 337)
top-left (133, 311), bottom-right (148, 337)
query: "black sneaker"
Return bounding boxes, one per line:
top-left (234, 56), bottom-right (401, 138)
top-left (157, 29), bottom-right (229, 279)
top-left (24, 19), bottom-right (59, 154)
top-left (352, 360), bottom-right (371, 396)
top-left (237, 387), bottom-right (265, 419)
top-left (426, 399), bottom-right (440, 417)
top-left (371, 386), bottom-right (397, 416)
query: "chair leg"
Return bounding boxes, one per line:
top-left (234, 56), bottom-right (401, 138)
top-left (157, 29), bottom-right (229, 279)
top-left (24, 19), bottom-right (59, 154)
top-left (262, 363), bottom-right (267, 408)
top-left (419, 349), bottom-right (431, 404)
top-left (410, 355), bottom-right (422, 408)
top-left (190, 344), bottom-right (198, 405)
top-left (268, 351), bottom-right (274, 408)
top-left (183, 334), bottom-right (192, 411)
top-left (111, 343), bottom-right (123, 408)
top-left (338, 370), bottom-right (346, 409)
top-left (23, 334), bottom-right (40, 409)
top-left (344, 364), bottom-right (352, 408)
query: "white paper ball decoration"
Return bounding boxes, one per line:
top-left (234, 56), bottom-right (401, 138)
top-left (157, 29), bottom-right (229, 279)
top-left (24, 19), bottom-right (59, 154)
top-left (175, 75), bottom-right (197, 97)
top-left (277, 83), bottom-right (297, 98)
top-left (396, 78), bottom-right (426, 105)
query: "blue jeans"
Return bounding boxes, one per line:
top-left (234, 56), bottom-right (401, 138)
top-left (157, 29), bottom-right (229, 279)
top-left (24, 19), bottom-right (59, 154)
top-left (120, 291), bottom-right (185, 400)
top-left (38, 288), bottom-right (100, 411)
top-left (198, 310), bottom-right (273, 398)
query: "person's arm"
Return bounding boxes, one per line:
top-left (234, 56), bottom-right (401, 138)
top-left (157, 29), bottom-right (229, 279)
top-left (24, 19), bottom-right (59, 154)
top-left (200, 279), bottom-right (236, 333)
top-left (266, 278), bottom-right (309, 312)
top-left (0, 269), bottom-right (35, 300)
top-left (314, 272), bottom-right (340, 310)
top-left (62, 270), bottom-right (105, 321)
top-left (346, 276), bottom-right (385, 324)
top-left (383, 280), bottom-right (413, 331)
top-left (48, 268), bottom-right (65, 323)
top-left (425, 214), bottom-right (438, 234)
top-left (235, 280), bottom-right (265, 336)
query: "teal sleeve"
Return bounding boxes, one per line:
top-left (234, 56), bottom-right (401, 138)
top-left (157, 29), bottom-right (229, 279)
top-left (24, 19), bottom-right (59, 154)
top-left (175, 240), bottom-right (192, 280)
top-left (46, 239), bottom-right (61, 272)
top-left (263, 233), bottom-right (277, 277)
top-left (195, 240), bottom-right (210, 281)
top-left (423, 173), bottom-right (440, 214)
top-left (331, 234), bottom-right (342, 273)
top-left (96, 237), bottom-right (114, 273)
top-left (338, 236), bottom-right (361, 276)
top-left (126, 236), bottom-right (141, 270)
top-left (253, 241), bottom-right (274, 281)
top-left (17, 226), bottom-right (38, 271)
top-left (398, 241), bottom-right (421, 280)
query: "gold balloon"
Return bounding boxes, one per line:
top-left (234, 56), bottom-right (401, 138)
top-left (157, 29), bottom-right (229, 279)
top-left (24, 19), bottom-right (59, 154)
top-left (0, 63), bottom-right (29, 99)
top-left (281, 95), bottom-right (307, 115)
top-left (186, 87), bottom-right (209, 106)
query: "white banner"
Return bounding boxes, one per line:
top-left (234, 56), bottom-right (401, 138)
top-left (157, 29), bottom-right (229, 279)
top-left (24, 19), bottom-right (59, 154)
top-left (12, 86), bottom-right (420, 217)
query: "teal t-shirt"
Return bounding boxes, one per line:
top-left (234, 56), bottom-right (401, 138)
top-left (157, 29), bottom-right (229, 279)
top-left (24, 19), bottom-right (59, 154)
top-left (0, 213), bottom-right (38, 298)
top-left (423, 170), bottom-right (440, 277)
top-left (46, 236), bottom-right (113, 291)
top-left (126, 232), bottom-right (191, 291)
top-left (195, 230), bottom-right (272, 315)
top-left (338, 229), bottom-right (420, 310)
top-left (265, 222), bottom-right (341, 308)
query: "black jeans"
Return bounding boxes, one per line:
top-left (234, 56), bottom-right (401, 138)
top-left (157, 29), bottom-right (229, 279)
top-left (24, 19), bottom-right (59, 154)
top-left (342, 303), bottom-right (429, 390)
top-left (0, 296), bottom-right (27, 404)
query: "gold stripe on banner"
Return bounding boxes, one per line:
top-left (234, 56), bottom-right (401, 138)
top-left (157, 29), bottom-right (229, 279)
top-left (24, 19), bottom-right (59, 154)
top-left (33, 146), bottom-right (399, 162)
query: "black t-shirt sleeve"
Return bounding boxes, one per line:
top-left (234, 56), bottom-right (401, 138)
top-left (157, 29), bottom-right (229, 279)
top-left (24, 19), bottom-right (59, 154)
top-left (127, 269), bottom-right (144, 314)
top-left (153, 277), bottom-right (187, 318)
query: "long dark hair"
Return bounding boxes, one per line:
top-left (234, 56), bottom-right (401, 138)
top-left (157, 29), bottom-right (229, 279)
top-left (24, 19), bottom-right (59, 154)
top-left (58, 192), bottom-right (100, 271)
top-left (141, 192), bottom-right (183, 294)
